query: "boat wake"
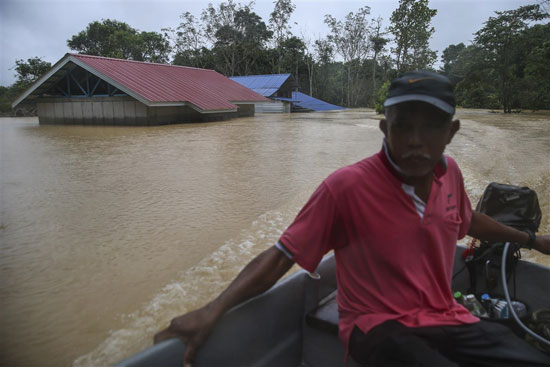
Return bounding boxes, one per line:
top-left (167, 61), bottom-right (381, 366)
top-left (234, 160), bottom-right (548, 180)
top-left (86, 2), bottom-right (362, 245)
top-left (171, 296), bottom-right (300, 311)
top-left (73, 207), bottom-right (301, 367)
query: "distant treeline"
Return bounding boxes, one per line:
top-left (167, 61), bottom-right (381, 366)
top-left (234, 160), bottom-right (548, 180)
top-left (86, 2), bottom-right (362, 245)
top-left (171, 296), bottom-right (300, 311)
top-left (2, 0), bottom-right (549, 114)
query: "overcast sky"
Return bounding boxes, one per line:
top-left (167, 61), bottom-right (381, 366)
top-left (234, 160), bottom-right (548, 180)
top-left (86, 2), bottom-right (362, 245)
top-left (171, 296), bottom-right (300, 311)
top-left (0, 0), bottom-right (537, 86)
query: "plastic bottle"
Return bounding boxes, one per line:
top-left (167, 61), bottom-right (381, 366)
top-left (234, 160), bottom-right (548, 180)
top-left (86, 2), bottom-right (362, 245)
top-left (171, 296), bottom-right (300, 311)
top-left (463, 294), bottom-right (489, 318)
top-left (493, 299), bottom-right (528, 319)
top-left (493, 299), bottom-right (509, 319)
top-left (454, 291), bottom-right (465, 305)
top-left (511, 301), bottom-right (528, 318)
top-left (480, 293), bottom-right (493, 318)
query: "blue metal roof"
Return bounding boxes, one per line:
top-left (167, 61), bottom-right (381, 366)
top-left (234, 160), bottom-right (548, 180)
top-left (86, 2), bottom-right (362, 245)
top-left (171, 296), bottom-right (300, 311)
top-left (230, 74), bottom-right (291, 96)
top-left (271, 96), bottom-right (300, 102)
top-left (292, 91), bottom-right (346, 111)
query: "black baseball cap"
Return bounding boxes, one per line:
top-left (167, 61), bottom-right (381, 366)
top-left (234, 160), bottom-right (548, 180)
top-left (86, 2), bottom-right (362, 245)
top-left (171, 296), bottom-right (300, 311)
top-left (384, 70), bottom-right (456, 115)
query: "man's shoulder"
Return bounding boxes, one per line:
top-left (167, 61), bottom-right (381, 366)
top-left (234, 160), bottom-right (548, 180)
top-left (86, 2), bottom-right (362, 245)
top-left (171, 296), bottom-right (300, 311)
top-left (325, 154), bottom-right (382, 188)
top-left (442, 155), bottom-right (462, 177)
top-left (444, 154), bottom-right (458, 168)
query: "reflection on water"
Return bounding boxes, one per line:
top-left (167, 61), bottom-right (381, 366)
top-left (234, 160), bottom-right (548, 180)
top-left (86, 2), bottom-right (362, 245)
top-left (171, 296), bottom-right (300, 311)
top-left (0, 109), bottom-right (548, 366)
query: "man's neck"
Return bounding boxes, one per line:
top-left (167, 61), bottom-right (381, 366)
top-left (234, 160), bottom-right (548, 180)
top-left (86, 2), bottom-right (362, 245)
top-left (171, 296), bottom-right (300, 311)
top-left (402, 173), bottom-right (434, 203)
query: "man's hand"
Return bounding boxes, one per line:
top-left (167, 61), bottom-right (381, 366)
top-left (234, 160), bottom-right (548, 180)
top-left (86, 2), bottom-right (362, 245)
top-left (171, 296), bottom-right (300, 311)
top-left (469, 211), bottom-right (550, 256)
top-left (533, 235), bottom-right (550, 255)
top-left (154, 305), bottom-right (217, 367)
top-left (153, 245), bottom-right (294, 367)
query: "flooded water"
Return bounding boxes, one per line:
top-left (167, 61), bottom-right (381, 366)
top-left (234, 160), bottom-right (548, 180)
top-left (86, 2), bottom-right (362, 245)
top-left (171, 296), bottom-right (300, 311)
top-left (0, 109), bottom-right (548, 366)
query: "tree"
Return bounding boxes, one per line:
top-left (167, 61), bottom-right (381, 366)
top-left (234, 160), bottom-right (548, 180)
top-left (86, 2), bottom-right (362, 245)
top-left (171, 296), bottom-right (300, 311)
top-left (269, 0), bottom-right (296, 73)
top-left (269, 0), bottom-right (295, 45)
top-left (374, 80), bottom-right (390, 114)
top-left (299, 32), bottom-right (315, 96)
top-left (453, 45), bottom-right (501, 109)
top-left (325, 6), bottom-right (372, 107)
top-left (440, 43), bottom-right (466, 84)
top-left (473, 4), bottom-right (548, 112)
top-left (0, 57), bottom-right (51, 114)
top-left (314, 38), bottom-right (334, 65)
top-left (201, 1), bottom-right (272, 76)
top-left (137, 31), bottom-right (172, 63)
top-left (312, 37), bottom-right (335, 101)
top-left (389, 0), bottom-right (437, 73)
top-left (279, 36), bottom-right (305, 76)
top-left (516, 23), bottom-right (550, 110)
top-left (369, 17), bottom-right (389, 102)
top-left (165, 12), bottom-right (209, 68)
top-left (13, 57), bottom-right (52, 86)
top-left (67, 19), bottom-right (171, 63)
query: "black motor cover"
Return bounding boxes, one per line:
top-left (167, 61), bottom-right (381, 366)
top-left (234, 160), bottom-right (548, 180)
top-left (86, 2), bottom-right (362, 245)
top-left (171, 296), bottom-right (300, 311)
top-left (475, 183), bottom-right (542, 233)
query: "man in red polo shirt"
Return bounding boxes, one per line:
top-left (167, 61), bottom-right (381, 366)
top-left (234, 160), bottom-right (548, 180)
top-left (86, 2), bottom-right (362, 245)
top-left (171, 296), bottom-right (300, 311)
top-left (155, 71), bottom-right (550, 366)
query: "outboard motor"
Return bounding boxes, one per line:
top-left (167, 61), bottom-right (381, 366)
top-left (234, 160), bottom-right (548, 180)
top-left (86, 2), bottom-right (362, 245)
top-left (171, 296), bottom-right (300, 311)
top-left (464, 183), bottom-right (541, 293)
top-left (475, 182), bottom-right (541, 234)
top-left (465, 182), bottom-right (549, 352)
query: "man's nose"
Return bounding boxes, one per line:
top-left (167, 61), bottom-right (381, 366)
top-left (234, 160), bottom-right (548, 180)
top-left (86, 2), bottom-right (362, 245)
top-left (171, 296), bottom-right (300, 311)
top-left (407, 127), bottom-right (424, 147)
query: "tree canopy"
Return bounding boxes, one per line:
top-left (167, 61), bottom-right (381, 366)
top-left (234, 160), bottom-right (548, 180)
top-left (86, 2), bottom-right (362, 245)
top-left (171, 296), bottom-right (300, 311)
top-left (441, 4), bottom-right (550, 112)
top-left (390, 0), bottom-right (437, 73)
top-left (4, 0), bottom-right (550, 114)
top-left (14, 57), bottom-right (52, 87)
top-left (67, 19), bottom-right (171, 63)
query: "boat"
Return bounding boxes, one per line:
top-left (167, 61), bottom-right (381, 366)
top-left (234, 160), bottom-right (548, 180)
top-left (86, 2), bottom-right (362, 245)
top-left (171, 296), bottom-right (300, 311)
top-left (116, 243), bottom-right (550, 367)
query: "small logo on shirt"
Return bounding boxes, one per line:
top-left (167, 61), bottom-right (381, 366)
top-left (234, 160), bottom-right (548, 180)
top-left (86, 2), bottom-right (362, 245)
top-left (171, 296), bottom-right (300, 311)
top-left (446, 194), bottom-right (456, 212)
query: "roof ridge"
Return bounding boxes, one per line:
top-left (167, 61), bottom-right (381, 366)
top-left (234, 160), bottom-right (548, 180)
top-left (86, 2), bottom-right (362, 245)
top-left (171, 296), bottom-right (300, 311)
top-left (231, 73), bottom-right (291, 78)
top-left (68, 53), bottom-right (213, 72)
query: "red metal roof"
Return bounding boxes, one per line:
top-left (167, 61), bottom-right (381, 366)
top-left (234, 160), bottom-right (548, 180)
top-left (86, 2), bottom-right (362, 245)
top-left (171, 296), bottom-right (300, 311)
top-left (70, 54), bottom-right (269, 112)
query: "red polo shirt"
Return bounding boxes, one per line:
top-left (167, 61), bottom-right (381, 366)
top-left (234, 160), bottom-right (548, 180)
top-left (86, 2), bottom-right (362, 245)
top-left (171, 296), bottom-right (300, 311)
top-left (279, 149), bottom-right (478, 353)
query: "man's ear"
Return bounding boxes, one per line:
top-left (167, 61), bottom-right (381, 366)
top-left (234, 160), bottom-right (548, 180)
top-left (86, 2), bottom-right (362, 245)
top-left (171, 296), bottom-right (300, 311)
top-left (379, 118), bottom-right (388, 137)
top-left (446, 119), bottom-right (460, 144)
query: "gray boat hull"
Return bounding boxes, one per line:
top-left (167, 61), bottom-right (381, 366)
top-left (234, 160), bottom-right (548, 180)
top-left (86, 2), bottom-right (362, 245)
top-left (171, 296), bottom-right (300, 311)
top-left (116, 245), bottom-right (550, 367)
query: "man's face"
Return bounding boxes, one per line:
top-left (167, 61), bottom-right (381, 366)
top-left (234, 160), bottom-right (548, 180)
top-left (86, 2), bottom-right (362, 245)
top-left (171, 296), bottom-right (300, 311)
top-left (380, 102), bottom-right (460, 178)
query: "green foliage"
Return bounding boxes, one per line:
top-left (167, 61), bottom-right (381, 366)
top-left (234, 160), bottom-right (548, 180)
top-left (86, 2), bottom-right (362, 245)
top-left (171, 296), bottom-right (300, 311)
top-left (473, 4), bottom-right (548, 112)
top-left (67, 19), bottom-right (171, 63)
top-left (269, 0), bottom-right (296, 73)
top-left (442, 4), bottom-right (550, 112)
top-left (440, 43), bottom-right (466, 84)
top-left (324, 7), bottom-right (372, 107)
top-left (514, 24), bottom-right (550, 110)
top-left (0, 57), bottom-right (51, 115)
top-left (369, 17), bottom-right (390, 104)
top-left (374, 81), bottom-right (390, 114)
top-left (389, 0), bottom-right (437, 72)
top-left (200, 1), bottom-right (273, 76)
top-left (269, 0), bottom-right (296, 47)
top-left (14, 57), bottom-right (52, 87)
top-left (0, 84), bottom-right (27, 114)
top-left (9, 0), bottom-right (550, 114)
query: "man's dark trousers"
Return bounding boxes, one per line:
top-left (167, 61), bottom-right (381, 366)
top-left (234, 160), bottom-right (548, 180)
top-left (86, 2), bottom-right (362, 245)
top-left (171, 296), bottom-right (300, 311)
top-left (349, 320), bottom-right (550, 366)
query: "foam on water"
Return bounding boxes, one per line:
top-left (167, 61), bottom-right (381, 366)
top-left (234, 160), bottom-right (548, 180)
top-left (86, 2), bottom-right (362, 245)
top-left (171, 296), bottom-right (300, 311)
top-left (73, 206), bottom-right (302, 367)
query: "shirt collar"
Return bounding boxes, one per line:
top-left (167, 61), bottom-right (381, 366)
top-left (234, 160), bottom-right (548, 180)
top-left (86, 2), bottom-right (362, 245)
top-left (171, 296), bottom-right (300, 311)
top-left (381, 138), bottom-right (448, 180)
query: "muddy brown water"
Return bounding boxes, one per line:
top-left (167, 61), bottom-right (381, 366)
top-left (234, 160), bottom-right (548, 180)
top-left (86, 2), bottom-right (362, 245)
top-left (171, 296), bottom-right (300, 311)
top-left (0, 109), bottom-right (548, 366)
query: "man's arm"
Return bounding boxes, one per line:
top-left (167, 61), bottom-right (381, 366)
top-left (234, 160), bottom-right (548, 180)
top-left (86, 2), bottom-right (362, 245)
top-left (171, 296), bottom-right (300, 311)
top-left (468, 211), bottom-right (550, 254)
top-left (154, 245), bottom-right (294, 367)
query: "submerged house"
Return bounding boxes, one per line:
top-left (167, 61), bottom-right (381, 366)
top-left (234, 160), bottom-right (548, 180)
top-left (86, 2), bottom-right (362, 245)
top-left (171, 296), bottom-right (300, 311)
top-left (229, 74), bottom-right (299, 113)
top-left (291, 92), bottom-right (346, 112)
top-left (230, 74), bottom-right (345, 112)
top-left (12, 54), bottom-right (269, 125)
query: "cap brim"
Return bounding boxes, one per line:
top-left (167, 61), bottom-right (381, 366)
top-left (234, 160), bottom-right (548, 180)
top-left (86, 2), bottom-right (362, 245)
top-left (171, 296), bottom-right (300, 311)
top-left (384, 94), bottom-right (455, 115)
